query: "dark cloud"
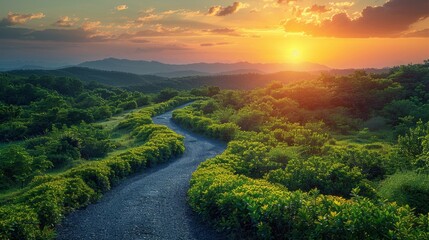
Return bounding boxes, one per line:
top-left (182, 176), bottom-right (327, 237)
top-left (30, 28), bottom-right (110, 42)
top-left (0, 12), bottom-right (45, 27)
top-left (283, 0), bottom-right (429, 37)
top-left (0, 26), bottom-right (111, 42)
top-left (0, 12), bottom-right (110, 42)
top-left (0, 27), bottom-right (32, 39)
top-left (208, 2), bottom-right (247, 16)
top-left (308, 5), bottom-right (330, 13)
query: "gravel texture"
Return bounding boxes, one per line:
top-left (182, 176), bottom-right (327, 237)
top-left (56, 106), bottom-right (227, 240)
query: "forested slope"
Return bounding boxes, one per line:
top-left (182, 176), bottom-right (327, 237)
top-left (6, 67), bottom-right (316, 92)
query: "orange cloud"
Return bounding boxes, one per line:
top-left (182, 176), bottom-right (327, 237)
top-left (81, 21), bottom-right (101, 31)
top-left (200, 42), bottom-right (231, 47)
top-left (329, 2), bottom-right (355, 10)
top-left (203, 28), bottom-right (241, 36)
top-left (308, 5), bottom-right (330, 14)
top-left (283, 0), bottom-right (429, 37)
top-left (53, 16), bottom-right (79, 28)
top-left (208, 2), bottom-right (248, 16)
top-left (0, 12), bottom-right (45, 26)
top-left (403, 28), bottom-right (429, 38)
top-left (115, 5), bottom-right (128, 11)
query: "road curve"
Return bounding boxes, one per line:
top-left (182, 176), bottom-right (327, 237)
top-left (56, 105), bottom-right (227, 240)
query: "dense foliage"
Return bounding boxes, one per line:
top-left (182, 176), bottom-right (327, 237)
top-left (0, 74), bottom-right (151, 141)
top-left (172, 62), bottom-right (429, 239)
top-left (0, 120), bottom-right (185, 239)
top-left (0, 72), bottom-right (198, 239)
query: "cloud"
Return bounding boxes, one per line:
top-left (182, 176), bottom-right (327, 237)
top-left (200, 43), bottom-right (214, 47)
top-left (136, 44), bottom-right (190, 52)
top-left (403, 28), bottom-right (429, 37)
top-left (29, 28), bottom-right (110, 42)
top-left (0, 27), bottom-right (111, 42)
top-left (116, 5), bottom-right (128, 11)
top-left (208, 2), bottom-right (248, 16)
top-left (0, 12), bottom-right (45, 27)
top-left (200, 42), bottom-right (231, 47)
top-left (135, 14), bottom-right (163, 23)
top-left (0, 17), bottom-right (113, 42)
top-left (203, 28), bottom-right (241, 36)
top-left (308, 5), bottom-right (330, 14)
top-left (53, 16), bottom-right (79, 28)
top-left (277, 0), bottom-right (297, 4)
top-left (129, 38), bottom-right (150, 43)
top-left (81, 21), bottom-right (101, 31)
top-left (119, 24), bottom-right (193, 38)
top-left (283, 0), bottom-right (429, 37)
top-left (329, 2), bottom-right (355, 9)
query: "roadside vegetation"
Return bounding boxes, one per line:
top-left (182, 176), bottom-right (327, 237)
top-left (172, 61), bottom-right (429, 239)
top-left (0, 73), bottom-right (209, 239)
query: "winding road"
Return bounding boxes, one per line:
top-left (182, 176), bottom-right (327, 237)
top-left (56, 106), bottom-right (226, 240)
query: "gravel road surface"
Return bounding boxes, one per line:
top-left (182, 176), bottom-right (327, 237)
top-left (56, 105), bottom-right (226, 240)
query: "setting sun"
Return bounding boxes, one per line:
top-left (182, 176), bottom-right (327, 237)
top-left (290, 48), bottom-right (302, 62)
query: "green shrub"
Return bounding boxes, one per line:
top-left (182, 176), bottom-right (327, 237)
top-left (118, 100), bottom-right (138, 110)
top-left (62, 178), bottom-right (96, 212)
top-left (328, 145), bottom-right (387, 180)
top-left (0, 204), bottom-right (40, 240)
top-left (266, 156), bottom-right (363, 197)
top-left (173, 103), bottom-right (241, 142)
top-left (267, 146), bottom-right (300, 165)
top-left (116, 114), bottom-right (152, 130)
top-left (0, 98), bottom-right (188, 239)
top-left (131, 124), bottom-right (171, 142)
top-left (208, 123), bottom-right (239, 141)
top-left (66, 165), bottom-right (111, 194)
top-left (189, 158), bottom-right (428, 239)
top-left (379, 171), bottom-right (429, 214)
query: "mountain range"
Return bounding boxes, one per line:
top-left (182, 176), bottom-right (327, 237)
top-left (3, 58), bottom-right (391, 93)
top-left (77, 58), bottom-right (330, 77)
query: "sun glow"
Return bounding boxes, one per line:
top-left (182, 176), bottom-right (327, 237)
top-left (289, 48), bottom-right (302, 62)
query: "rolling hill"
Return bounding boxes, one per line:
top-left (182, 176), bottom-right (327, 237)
top-left (6, 67), bottom-right (317, 93)
top-left (78, 58), bottom-right (330, 75)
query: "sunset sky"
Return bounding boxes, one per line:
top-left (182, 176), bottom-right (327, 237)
top-left (0, 0), bottom-right (428, 68)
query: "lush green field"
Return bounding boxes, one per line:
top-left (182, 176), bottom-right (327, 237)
top-left (172, 62), bottom-right (429, 239)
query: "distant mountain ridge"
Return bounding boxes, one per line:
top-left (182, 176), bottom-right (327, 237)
top-left (77, 58), bottom-right (330, 76)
